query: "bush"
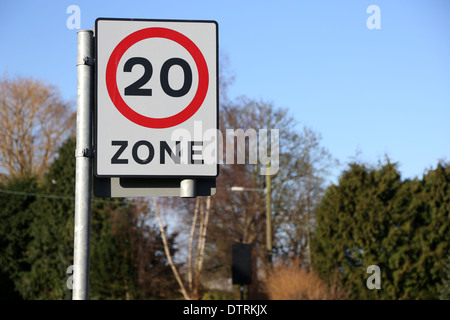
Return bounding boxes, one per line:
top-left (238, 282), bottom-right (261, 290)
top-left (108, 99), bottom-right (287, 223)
top-left (262, 260), bottom-right (348, 300)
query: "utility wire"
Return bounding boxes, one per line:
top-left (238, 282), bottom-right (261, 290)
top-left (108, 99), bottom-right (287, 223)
top-left (0, 188), bottom-right (126, 204)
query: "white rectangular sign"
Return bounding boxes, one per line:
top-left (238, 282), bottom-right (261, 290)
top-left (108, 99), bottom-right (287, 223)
top-left (95, 18), bottom-right (218, 177)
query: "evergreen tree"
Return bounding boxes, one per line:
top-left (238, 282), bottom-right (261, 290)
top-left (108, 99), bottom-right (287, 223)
top-left (403, 164), bottom-right (450, 299)
top-left (440, 255), bottom-right (450, 300)
top-left (20, 137), bottom-right (76, 299)
top-left (312, 161), bottom-right (450, 299)
top-left (90, 203), bottom-right (180, 300)
top-left (19, 136), bottom-right (180, 299)
top-left (90, 203), bottom-right (137, 300)
top-left (0, 176), bottom-right (38, 299)
top-left (312, 161), bottom-right (404, 299)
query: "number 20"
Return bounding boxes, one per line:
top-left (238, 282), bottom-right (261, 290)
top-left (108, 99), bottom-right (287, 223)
top-left (123, 57), bottom-right (192, 97)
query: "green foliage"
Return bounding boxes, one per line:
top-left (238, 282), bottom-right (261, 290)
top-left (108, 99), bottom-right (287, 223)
top-left (312, 161), bottom-right (450, 299)
top-left (89, 202), bottom-right (180, 300)
top-left (0, 136), bottom-right (179, 299)
top-left (0, 176), bottom-right (38, 299)
top-left (440, 255), bottom-right (450, 300)
top-left (19, 137), bottom-right (76, 299)
top-left (90, 210), bottom-right (136, 300)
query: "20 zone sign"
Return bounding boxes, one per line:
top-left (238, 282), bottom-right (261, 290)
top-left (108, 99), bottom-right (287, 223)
top-left (95, 18), bottom-right (218, 178)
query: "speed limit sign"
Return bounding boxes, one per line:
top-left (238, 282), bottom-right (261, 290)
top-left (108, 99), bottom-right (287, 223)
top-left (95, 18), bottom-right (218, 177)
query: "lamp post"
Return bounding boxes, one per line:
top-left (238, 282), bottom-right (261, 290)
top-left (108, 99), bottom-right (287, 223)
top-left (230, 171), bottom-right (272, 265)
top-left (265, 169), bottom-right (272, 265)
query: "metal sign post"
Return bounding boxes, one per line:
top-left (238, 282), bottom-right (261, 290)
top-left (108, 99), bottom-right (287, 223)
top-left (73, 29), bottom-right (94, 300)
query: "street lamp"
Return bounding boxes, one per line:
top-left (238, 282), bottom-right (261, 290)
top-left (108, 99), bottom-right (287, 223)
top-left (230, 174), bottom-right (272, 265)
top-left (230, 186), bottom-right (263, 192)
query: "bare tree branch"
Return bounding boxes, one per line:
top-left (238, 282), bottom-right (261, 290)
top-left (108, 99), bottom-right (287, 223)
top-left (0, 75), bottom-right (75, 180)
top-left (153, 197), bottom-right (190, 300)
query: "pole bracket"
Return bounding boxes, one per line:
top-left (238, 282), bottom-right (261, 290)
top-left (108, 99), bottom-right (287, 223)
top-left (76, 56), bottom-right (95, 66)
top-left (75, 148), bottom-right (94, 158)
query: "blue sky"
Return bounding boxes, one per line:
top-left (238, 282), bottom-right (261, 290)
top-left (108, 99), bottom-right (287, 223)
top-left (1, 0), bottom-right (449, 183)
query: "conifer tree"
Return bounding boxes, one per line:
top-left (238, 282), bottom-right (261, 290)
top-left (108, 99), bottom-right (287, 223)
top-left (312, 161), bottom-right (450, 299)
top-left (21, 137), bottom-right (77, 299)
top-left (11, 137), bottom-right (179, 299)
top-left (312, 162), bottom-right (404, 299)
top-left (0, 176), bottom-right (38, 299)
top-left (440, 255), bottom-right (450, 300)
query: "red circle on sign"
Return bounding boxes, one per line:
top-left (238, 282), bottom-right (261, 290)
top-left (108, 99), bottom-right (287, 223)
top-left (105, 27), bottom-right (209, 128)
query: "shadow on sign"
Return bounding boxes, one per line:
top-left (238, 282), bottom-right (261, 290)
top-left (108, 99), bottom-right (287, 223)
top-left (94, 176), bottom-right (216, 198)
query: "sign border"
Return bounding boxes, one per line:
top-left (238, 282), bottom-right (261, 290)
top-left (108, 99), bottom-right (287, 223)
top-left (105, 27), bottom-right (209, 128)
top-left (94, 18), bottom-right (219, 179)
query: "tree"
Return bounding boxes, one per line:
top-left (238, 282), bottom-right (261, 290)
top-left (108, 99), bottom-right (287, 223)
top-left (205, 97), bottom-right (336, 298)
top-left (276, 127), bottom-right (337, 269)
top-left (440, 255), bottom-right (450, 300)
top-left (187, 197), bottom-right (212, 299)
top-left (16, 137), bottom-right (79, 299)
top-left (1, 136), bottom-right (179, 299)
top-left (0, 74), bottom-right (75, 181)
top-left (0, 176), bottom-right (38, 299)
top-left (398, 163), bottom-right (450, 299)
top-left (153, 196), bottom-right (212, 300)
top-left (90, 198), bottom-right (180, 300)
top-left (312, 161), bottom-right (404, 299)
top-left (312, 161), bottom-right (450, 299)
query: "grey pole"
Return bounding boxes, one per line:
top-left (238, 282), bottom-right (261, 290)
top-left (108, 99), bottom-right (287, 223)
top-left (73, 29), bottom-right (94, 300)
